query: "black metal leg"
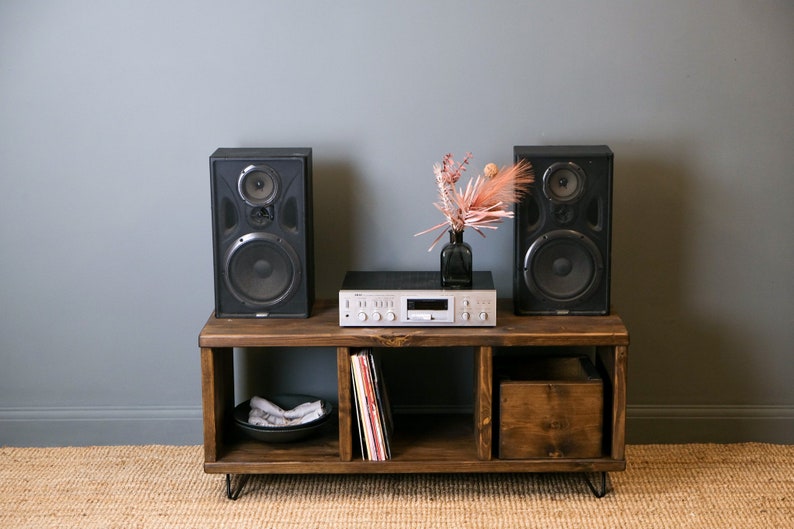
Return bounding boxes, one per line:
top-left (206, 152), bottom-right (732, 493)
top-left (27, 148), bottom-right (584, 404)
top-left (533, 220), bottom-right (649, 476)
top-left (582, 472), bottom-right (608, 498)
top-left (225, 474), bottom-right (250, 500)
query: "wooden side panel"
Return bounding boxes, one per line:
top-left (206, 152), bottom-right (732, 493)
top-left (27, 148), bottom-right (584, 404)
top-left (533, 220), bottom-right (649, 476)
top-left (201, 346), bottom-right (233, 463)
top-left (336, 347), bottom-right (353, 462)
top-left (597, 345), bottom-right (628, 461)
top-left (474, 346), bottom-right (493, 460)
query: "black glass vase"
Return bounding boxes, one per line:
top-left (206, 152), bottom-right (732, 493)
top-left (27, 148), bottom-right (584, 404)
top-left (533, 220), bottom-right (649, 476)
top-left (440, 230), bottom-right (473, 288)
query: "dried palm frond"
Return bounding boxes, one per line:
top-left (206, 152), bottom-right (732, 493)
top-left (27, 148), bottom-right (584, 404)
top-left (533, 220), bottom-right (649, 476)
top-left (416, 154), bottom-right (534, 250)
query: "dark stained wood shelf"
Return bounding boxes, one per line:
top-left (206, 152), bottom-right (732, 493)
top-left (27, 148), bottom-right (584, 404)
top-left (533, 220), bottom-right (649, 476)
top-left (204, 414), bottom-right (625, 475)
top-left (199, 299), bottom-right (628, 481)
top-left (199, 300), bottom-right (630, 349)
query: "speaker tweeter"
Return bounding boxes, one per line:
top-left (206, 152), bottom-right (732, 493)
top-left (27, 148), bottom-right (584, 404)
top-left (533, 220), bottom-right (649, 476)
top-left (513, 146), bottom-right (613, 315)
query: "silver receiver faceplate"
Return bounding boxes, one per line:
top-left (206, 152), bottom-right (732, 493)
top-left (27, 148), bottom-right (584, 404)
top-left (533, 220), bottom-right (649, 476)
top-left (339, 271), bottom-right (497, 327)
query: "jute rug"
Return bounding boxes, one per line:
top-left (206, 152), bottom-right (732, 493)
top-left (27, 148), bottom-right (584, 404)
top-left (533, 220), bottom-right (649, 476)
top-left (0, 443), bottom-right (790, 528)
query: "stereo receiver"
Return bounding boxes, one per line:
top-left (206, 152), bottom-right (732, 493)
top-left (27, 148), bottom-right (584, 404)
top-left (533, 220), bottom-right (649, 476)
top-left (339, 271), bottom-right (497, 327)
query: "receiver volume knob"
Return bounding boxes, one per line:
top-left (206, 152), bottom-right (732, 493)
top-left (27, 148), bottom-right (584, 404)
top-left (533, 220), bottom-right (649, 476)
top-left (479, 312), bottom-right (488, 321)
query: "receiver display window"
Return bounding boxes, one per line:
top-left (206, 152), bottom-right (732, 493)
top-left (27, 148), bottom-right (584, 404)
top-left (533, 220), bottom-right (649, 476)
top-left (407, 299), bottom-right (448, 311)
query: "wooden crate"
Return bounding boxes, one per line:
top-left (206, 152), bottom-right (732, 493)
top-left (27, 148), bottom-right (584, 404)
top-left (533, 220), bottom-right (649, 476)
top-left (497, 355), bottom-right (603, 459)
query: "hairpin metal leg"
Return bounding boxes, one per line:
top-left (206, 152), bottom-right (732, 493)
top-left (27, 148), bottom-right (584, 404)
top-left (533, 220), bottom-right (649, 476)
top-left (582, 471), bottom-right (608, 498)
top-left (226, 474), bottom-right (250, 500)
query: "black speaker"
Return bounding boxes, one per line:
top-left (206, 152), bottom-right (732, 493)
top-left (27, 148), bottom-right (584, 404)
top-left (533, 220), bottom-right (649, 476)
top-left (210, 148), bottom-right (314, 318)
top-left (513, 145), bottom-right (613, 315)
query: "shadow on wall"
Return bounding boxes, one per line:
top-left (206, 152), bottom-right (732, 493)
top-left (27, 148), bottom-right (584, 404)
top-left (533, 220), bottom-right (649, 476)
top-left (235, 346), bottom-right (339, 406)
top-left (612, 148), bottom-right (763, 441)
top-left (312, 158), bottom-right (359, 298)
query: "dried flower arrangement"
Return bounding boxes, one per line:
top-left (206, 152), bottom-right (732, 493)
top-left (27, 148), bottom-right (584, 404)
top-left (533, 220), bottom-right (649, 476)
top-left (415, 152), bottom-right (535, 250)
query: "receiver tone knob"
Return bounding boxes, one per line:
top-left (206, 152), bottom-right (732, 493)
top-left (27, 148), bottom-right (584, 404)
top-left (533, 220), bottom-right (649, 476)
top-left (372, 312), bottom-right (382, 321)
top-left (357, 312), bottom-right (367, 322)
top-left (386, 311), bottom-right (396, 321)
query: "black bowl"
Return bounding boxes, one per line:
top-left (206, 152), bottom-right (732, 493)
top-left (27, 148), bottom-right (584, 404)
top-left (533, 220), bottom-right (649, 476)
top-left (233, 394), bottom-right (333, 443)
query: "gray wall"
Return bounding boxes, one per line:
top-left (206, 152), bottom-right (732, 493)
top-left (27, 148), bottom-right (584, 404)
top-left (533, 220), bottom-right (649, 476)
top-left (1, 1), bottom-right (791, 446)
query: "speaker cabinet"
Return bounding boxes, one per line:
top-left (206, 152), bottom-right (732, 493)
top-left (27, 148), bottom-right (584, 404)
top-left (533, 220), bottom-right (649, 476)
top-left (210, 148), bottom-right (314, 318)
top-left (513, 145), bottom-right (613, 315)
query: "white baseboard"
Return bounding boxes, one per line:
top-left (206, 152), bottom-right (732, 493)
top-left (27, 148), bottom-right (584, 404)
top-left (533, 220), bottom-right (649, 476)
top-left (1, 404), bottom-right (792, 446)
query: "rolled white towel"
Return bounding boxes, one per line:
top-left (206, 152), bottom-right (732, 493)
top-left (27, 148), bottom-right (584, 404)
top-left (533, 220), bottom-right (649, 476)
top-left (248, 396), bottom-right (327, 427)
top-left (283, 400), bottom-right (323, 419)
top-left (248, 409), bottom-right (290, 427)
top-left (250, 396), bottom-right (286, 417)
top-left (248, 415), bottom-right (270, 427)
top-left (296, 407), bottom-right (326, 424)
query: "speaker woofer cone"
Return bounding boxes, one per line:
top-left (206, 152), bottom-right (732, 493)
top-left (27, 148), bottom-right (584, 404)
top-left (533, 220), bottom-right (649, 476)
top-left (223, 233), bottom-right (300, 307)
top-left (523, 229), bottom-right (603, 303)
top-left (238, 164), bottom-right (280, 206)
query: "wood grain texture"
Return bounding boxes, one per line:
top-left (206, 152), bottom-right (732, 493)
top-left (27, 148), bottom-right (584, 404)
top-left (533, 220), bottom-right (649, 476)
top-left (474, 346), bottom-right (493, 461)
top-left (498, 356), bottom-right (603, 459)
top-left (199, 300), bottom-right (629, 348)
top-left (200, 346), bottom-right (233, 463)
top-left (336, 347), bottom-right (353, 462)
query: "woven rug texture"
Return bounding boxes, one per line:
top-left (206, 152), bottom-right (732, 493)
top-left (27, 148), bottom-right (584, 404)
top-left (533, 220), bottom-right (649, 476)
top-left (0, 443), bottom-right (791, 528)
